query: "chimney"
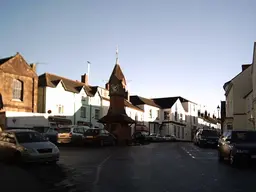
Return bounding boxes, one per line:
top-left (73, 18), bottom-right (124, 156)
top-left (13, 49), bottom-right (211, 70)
top-left (30, 63), bottom-right (36, 72)
top-left (105, 83), bottom-right (109, 90)
top-left (242, 64), bottom-right (251, 71)
top-left (81, 74), bottom-right (89, 85)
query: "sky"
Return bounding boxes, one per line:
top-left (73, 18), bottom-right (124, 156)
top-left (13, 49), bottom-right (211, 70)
top-left (0, 0), bottom-right (256, 114)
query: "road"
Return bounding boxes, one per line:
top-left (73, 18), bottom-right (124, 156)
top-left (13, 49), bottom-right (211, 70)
top-left (2, 142), bottom-right (256, 192)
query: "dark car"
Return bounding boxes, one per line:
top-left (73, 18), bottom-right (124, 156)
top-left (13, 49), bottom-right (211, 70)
top-left (194, 129), bottom-right (219, 147)
top-left (132, 131), bottom-right (150, 145)
top-left (33, 127), bottom-right (58, 144)
top-left (84, 129), bottom-right (117, 146)
top-left (218, 130), bottom-right (256, 166)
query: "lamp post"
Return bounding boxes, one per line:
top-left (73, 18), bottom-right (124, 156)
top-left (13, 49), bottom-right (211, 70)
top-left (217, 105), bottom-right (220, 119)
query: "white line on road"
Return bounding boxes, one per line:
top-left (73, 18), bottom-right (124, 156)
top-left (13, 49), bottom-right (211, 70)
top-left (181, 147), bottom-right (196, 159)
top-left (93, 155), bottom-right (112, 185)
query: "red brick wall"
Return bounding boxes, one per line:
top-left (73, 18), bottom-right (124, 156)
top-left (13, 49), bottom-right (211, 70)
top-left (0, 72), bottom-right (38, 112)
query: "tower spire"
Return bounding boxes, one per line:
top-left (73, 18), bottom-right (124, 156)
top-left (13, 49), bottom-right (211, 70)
top-left (116, 45), bottom-right (119, 65)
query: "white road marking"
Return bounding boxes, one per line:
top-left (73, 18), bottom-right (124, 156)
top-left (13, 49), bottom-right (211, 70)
top-left (181, 147), bottom-right (196, 159)
top-left (93, 155), bottom-right (112, 185)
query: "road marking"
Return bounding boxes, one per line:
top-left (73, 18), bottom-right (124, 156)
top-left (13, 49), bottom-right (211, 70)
top-left (181, 147), bottom-right (196, 159)
top-left (93, 155), bottom-right (112, 185)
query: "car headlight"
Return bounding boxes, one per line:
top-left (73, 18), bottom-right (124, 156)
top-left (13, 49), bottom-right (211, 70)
top-left (236, 149), bottom-right (249, 153)
top-left (52, 146), bottom-right (59, 153)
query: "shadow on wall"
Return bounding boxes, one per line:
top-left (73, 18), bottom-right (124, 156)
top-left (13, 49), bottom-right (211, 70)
top-left (0, 104), bottom-right (105, 130)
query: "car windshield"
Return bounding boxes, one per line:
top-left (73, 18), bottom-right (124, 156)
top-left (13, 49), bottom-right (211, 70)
top-left (58, 128), bottom-right (71, 133)
top-left (232, 131), bottom-right (256, 143)
top-left (201, 130), bottom-right (218, 137)
top-left (15, 132), bottom-right (47, 143)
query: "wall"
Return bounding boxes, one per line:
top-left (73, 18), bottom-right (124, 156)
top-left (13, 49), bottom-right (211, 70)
top-left (226, 86), bottom-right (234, 118)
top-left (45, 83), bottom-right (75, 120)
top-left (0, 72), bottom-right (38, 112)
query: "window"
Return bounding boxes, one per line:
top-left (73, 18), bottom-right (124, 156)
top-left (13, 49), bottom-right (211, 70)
top-left (193, 105), bottom-right (195, 111)
top-left (157, 110), bottom-right (160, 119)
top-left (174, 111), bottom-right (178, 121)
top-left (81, 107), bottom-right (86, 118)
top-left (95, 109), bottom-right (100, 120)
top-left (149, 109), bottom-right (152, 118)
top-left (164, 111), bottom-right (170, 120)
top-left (12, 79), bottom-right (23, 100)
top-left (81, 96), bottom-right (86, 101)
top-left (193, 116), bottom-right (196, 124)
top-left (57, 105), bottom-right (64, 114)
top-left (174, 126), bottom-right (177, 136)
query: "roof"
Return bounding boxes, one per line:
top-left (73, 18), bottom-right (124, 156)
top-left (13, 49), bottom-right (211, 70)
top-left (243, 90), bottom-right (253, 99)
top-left (0, 53), bottom-right (37, 78)
top-left (130, 95), bottom-right (160, 108)
top-left (0, 56), bottom-right (13, 65)
top-left (108, 64), bottom-right (126, 85)
top-left (101, 96), bottom-right (144, 112)
top-left (152, 96), bottom-right (191, 109)
top-left (223, 64), bottom-right (252, 91)
top-left (38, 73), bottom-right (98, 96)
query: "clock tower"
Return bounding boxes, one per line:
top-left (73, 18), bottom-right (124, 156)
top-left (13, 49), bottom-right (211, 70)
top-left (98, 49), bottom-right (134, 145)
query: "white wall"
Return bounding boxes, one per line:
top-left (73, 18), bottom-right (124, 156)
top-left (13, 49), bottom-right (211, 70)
top-left (45, 83), bottom-right (75, 119)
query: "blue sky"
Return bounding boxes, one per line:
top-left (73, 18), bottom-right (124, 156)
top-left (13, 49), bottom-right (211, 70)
top-left (1, 0), bottom-right (256, 113)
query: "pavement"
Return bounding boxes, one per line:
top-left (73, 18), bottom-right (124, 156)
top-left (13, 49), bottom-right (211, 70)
top-left (1, 142), bottom-right (256, 192)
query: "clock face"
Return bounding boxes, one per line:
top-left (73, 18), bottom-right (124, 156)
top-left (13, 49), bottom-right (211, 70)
top-left (111, 84), bottom-right (119, 93)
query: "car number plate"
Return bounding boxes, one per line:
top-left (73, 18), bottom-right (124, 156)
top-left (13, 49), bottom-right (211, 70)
top-left (251, 155), bottom-right (256, 158)
top-left (86, 136), bottom-right (93, 138)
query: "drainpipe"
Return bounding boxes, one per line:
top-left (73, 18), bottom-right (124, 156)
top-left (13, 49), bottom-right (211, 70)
top-left (73, 93), bottom-right (76, 125)
top-left (89, 97), bottom-right (92, 127)
top-left (32, 77), bottom-right (34, 112)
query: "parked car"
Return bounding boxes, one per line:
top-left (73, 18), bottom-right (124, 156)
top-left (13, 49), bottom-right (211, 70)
top-left (84, 128), bottom-right (117, 146)
top-left (194, 129), bottom-right (219, 147)
top-left (132, 131), bottom-right (150, 144)
top-left (148, 133), bottom-right (157, 141)
top-left (164, 134), bottom-right (177, 142)
top-left (0, 129), bottom-right (59, 164)
top-left (218, 130), bottom-right (256, 166)
top-left (57, 125), bottom-right (90, 145)
top-left (33, 127), bottom-right (58, 143)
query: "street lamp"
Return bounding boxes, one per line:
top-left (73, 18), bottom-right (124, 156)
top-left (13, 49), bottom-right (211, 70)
top-left (217, 105), bottom-right (220, 119)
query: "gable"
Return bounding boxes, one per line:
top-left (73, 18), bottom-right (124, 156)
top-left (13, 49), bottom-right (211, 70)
top-left (56, 80), bottom-right (67, 91)
top-left (173, 99), bottom-right (186, 113)
top-left (0, 53), bottom-right (37, 78)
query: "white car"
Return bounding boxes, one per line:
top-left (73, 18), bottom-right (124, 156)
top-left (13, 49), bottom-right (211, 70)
top-left (0, 129), bottom-right (59, 164)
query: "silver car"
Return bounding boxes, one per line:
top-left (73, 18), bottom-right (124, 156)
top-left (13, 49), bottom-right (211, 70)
top-left (0, 129), bottom-right (59, 164)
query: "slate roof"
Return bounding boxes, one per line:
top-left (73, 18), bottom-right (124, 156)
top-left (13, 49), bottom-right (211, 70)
top-left (38, 73), bottom-right (98, 96)
top-left (108, 64), bottom-right (126, 85)
top-left (0, 56), bottom-right (13, 65)
top-left (101, 96), bottom-right (144, 112)
top-left (130, 95), bottom-right (160, 108)
top-left (152, 96), bottom-right (191, 109)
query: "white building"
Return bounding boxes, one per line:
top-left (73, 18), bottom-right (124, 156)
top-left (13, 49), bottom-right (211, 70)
top-left (38, 73), bottom-right (103, 128)
top-left (130, 95), bottom-right (161, 133)
top-left (223, 64), bottom-right (253, 131)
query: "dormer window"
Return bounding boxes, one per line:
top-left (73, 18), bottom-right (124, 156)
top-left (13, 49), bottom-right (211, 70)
top-left (12, 79), bottom-right (23, 101)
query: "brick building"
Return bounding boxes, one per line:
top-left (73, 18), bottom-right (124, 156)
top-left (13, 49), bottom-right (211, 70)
top-left (0, 53), bottom-right (38, 129)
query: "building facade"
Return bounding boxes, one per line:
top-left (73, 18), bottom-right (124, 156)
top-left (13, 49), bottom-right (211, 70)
top-left (0, 53), bottom-right (38, 130)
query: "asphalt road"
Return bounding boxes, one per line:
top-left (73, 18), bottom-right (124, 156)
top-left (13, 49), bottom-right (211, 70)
top-left (2, 142), bottom-right (256, 192)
